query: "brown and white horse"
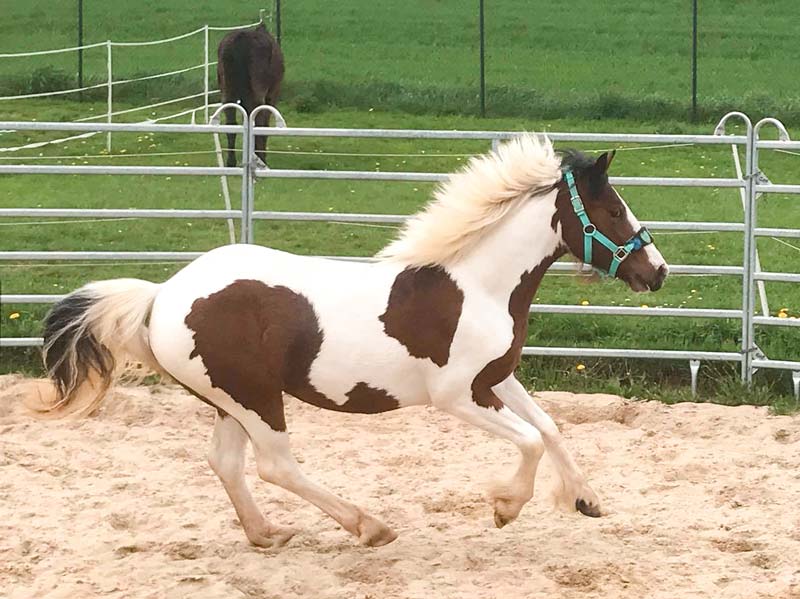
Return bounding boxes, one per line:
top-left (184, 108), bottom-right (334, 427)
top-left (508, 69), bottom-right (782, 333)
top-left (40, 135), bottom-right (667, 548)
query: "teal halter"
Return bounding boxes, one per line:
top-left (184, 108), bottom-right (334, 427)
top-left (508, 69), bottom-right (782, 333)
top-left (563, 169), bottom-right (654, 278)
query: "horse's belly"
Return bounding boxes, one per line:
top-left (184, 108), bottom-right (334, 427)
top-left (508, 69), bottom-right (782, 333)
top-left (148, 244), bottom-right (430, 415)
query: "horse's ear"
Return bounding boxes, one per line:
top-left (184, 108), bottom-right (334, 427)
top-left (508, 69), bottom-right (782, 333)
top-left (593, 150), bottom-right (616, 174)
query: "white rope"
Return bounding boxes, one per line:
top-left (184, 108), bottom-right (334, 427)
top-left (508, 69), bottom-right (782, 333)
top-left (207, 21), bottom-right (261, 31)
top-left (0, 131), bottom-right (100, 153)
top-left (584, 142), bottom-right (695, 153)
top-left (0, 97), bottom-right (224, 154)
top-left (110, 27), bottom-right (205, 48)
top-left (105, 91), bottom-right (209, 118)
top-left (112, 63), bottom-right (208, 86)
top-left (775, 149), bottom-right (800, 157)
top-left (0, 80), bottom-right (108, 101)
top-left (0, 20), bottom-right (254, 55)
top-left (233, 142), bottom-right (698, 160)
top-left (770, 237), bottom-right (800, 253)
top-left (73, 91), bottom-right (220, 123)
top-left (0, 41), bottom-right (107, 58)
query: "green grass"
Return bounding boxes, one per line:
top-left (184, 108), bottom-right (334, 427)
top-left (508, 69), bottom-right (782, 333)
top-left (1, 2), bottom-right (799, 410)
top-left (2, 1), bottom-right (800, 120)
top-left (1, 104), bottom-right (799, 411)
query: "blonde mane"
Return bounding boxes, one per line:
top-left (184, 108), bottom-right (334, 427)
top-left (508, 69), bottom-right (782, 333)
top-left (378, 133), bottom-right (562, 268)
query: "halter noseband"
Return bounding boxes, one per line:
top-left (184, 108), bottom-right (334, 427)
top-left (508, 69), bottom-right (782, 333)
top-left (563, 169), bottom-right (653, 278)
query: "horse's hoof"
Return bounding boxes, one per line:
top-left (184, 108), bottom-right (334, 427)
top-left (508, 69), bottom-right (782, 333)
top-left (247, 525), bottom-right (296, 548)
top-left (356, 515), bottom-right (397, 547)
top-left (494, 510), bottom-right (513, 529)
top-left (576, 498), bottom-right (602, 518)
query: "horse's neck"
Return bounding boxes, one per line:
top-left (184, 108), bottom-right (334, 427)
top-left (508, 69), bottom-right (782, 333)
top-left (452, 189), bottom-right (563, 301)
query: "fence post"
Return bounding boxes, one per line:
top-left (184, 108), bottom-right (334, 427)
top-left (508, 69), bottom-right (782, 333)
top-left (691, 0), bottom-right (698, 119)
top-left (747, 118), bottom-right (792, 385)
top-left (741, 122), bottom-right (756, 384)
top-left (203, 25), bottom-right (210, 124)
top-left (275, 0), bottom-right (282, 45)
top-left (240, 114), bottom-right (251, 244)
top-left (106, 40), bottom-right (112, 153)
top-left (77, 0), bottom-right (84, 93)
top-left (715, 112), bottom-right (754, 385)
top-left (479, 0), bottom-right (486, 117)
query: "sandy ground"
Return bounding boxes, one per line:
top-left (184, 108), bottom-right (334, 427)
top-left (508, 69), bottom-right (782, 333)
top-left (0, 374), bottom-right (799, 599)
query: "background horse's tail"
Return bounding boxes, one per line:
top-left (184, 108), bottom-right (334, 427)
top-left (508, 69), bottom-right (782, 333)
top-left (220, 32), bottom-right (254, 107)
top-left (37, 279), bottom-right (162, 417)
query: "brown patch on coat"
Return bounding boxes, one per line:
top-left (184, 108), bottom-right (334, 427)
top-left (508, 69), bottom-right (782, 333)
top-left (380, 266), bottom-right (464, 367)
top-left (184, 279), bottom-right (400, 432)
top-left (471, 256), bottom-right (559, 409)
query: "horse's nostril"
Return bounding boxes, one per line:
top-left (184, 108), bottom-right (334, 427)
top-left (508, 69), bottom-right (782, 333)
top-left (658, 264), bottom-right (669, 278)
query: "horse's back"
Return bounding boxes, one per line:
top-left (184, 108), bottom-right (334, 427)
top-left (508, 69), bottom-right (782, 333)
top-left (148, 245), bottom-right (430, 413)
top-left (218, 24), bottom-right (283, 100)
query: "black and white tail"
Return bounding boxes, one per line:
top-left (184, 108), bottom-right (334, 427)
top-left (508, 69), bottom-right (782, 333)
top-left (40, 279), bottom-right (162, 416)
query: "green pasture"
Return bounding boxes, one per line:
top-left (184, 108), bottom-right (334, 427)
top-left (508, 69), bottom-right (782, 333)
top-left (1, 1), bottom-right (800, 120)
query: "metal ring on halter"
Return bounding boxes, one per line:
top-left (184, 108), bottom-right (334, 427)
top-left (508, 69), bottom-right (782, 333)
top-left (583, 224), bottom-right (596, 235)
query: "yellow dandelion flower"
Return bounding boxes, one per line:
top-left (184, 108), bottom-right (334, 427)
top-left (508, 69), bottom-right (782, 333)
top-left (640, 304), bottom-right (649, 308)
top-left (777, 312), bottom-right (788, 319)
top-left (9, 312), bottom-right (20, 320)
top-left (576, 364), bottom-right (586, 371)
top-left (580, 300), bottom-right (590, 306)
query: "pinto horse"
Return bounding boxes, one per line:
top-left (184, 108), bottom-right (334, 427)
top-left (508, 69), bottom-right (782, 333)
top-left (217, 23), bottom-right (284, 167)
top-left (40, 135), bottom-right (667, 548)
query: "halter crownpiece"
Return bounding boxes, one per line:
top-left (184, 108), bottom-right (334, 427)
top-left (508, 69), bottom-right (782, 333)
top-left (563, 168), bottom-right (653, 278)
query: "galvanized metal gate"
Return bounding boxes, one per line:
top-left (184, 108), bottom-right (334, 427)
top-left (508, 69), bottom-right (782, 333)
top-left (1, 108), bottom-right (798, 396)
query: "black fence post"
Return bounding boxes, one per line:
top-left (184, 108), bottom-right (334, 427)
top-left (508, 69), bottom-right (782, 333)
top-left (691, 0), bottom-right (698, 119)
top-left (479, 0), bottom-right (486, 117)
top-left (77, 0), bottom-right (84, 93)
top-left (276, 0), bottom-right (282, 45)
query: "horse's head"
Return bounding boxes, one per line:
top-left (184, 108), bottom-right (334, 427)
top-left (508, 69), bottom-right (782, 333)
top-left (554, 150), bottom-right (668, 292)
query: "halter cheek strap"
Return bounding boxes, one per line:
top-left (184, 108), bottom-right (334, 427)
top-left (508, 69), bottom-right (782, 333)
top-left (563, 169), bottom-right (653, 278)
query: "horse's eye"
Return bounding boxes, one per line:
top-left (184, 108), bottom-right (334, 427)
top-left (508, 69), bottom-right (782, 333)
top-left (610, 207), bottom-right (624, 219)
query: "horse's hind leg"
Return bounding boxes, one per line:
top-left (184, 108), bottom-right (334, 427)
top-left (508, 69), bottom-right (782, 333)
top-left (223, 106), bottom-right (238, 168)
top-left (253, 107), bottom-right (269, 166)
top-left (240, 408), bottom-right (397, 547)
top-left (207, 411), bottom-right (296, 547)
top-left (494, 376), bottom-right (601, 517)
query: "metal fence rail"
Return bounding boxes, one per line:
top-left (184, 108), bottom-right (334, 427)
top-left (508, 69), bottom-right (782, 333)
top-left (1, 109), bottom-right (798, 396)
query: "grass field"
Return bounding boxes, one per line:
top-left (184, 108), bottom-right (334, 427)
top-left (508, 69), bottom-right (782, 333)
top-left (2, 1), bottom-right (800, 120)
top-left (1, 4), bottom-right (799, 410)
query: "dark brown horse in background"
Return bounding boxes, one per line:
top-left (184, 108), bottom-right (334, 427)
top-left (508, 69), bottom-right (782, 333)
top-left (217, 23), bottom-right (285, 167)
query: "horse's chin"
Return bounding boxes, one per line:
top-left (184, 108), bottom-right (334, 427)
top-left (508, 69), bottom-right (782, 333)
top-left (623, 274), bottom-right (651, 293)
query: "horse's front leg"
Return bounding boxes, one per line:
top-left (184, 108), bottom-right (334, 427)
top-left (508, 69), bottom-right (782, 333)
top-left (494, 375), bottom-right (602, 517)
top-left (433, 391), bottom-right (545, 528)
